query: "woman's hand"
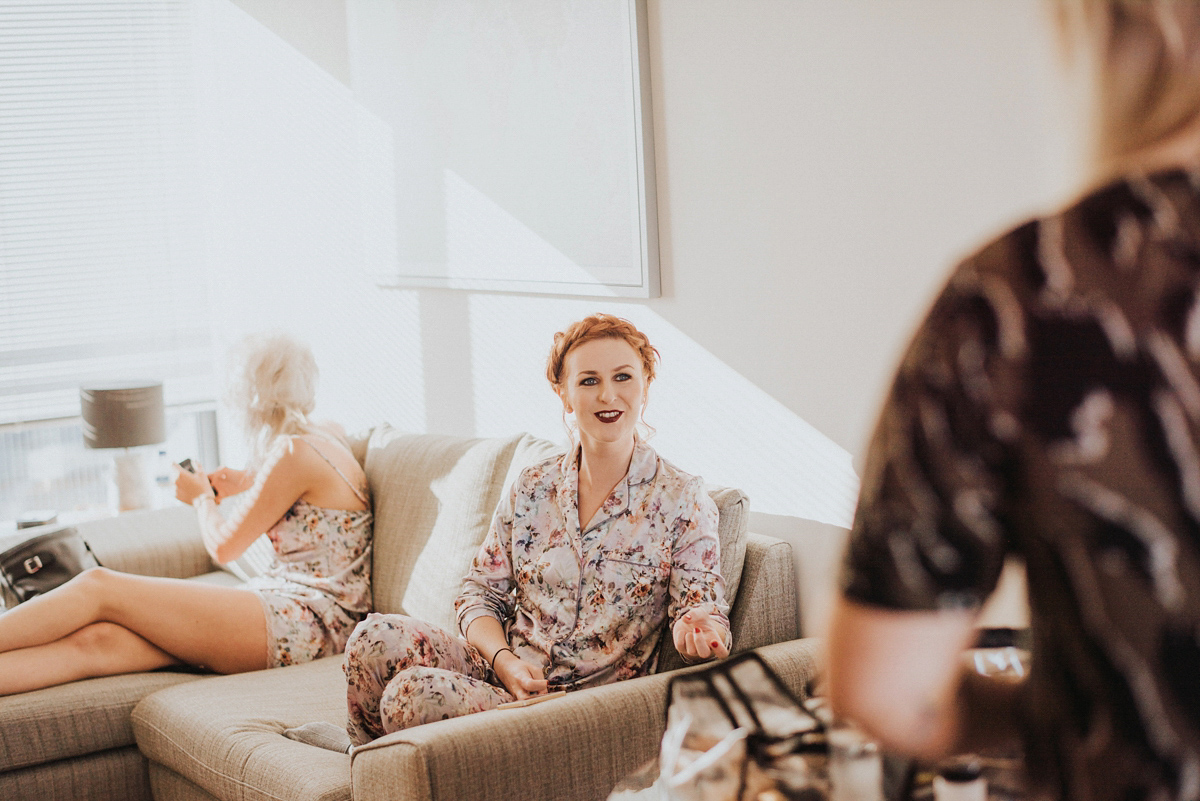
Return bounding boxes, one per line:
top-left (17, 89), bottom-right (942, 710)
top-left (464, 617), bottom-right (547, 700)
top-left (174, 463), bottom-right (214, 505)
top-left (492, 650), bottom-right (549, 701)
top-left (209, 466), bottom-right (252, 500)
top-left (673, 605), bottom-right (731, 662)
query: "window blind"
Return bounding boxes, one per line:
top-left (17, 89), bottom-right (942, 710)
top-left (0, 1), bottom-right (214, 426)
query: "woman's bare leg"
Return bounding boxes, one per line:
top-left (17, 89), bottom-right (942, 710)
top-left (0, 567), bottom-right (268, 680)
top-left (0, 622), bottom-right (180, 695)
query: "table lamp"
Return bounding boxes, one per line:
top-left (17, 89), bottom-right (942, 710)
top-left (81, 382), bottom-right (166, 512)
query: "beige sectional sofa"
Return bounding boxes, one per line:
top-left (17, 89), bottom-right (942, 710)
top-left (0, 427), bottom-right (821, 801)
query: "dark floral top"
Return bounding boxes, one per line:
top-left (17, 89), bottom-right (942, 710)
top-left (843, 169), bottom-right (1200, 801)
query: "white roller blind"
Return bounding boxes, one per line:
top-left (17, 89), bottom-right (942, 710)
top-left (0, 1), bottom-right (213, 425)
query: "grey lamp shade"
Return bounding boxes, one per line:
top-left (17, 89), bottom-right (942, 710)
top-left (80, 382), bottom-right (166, 449)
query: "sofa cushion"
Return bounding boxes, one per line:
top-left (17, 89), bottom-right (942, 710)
top-left (0, 746), bottom-right (153, 801)
top-left (148, 763), bottom-right (226, 801)
top-left (364, 427), bottom-right (526, 630)
top-left (500, 432), bottom-right (565, 494)
top-left (708, 485), bottom-right (748, 606)
top-left (0, 670), bottom-right (204, 772)
top-left (131, 657), bottom-right (351, 801)
top-left (82, 504), bottom-right (214, 579)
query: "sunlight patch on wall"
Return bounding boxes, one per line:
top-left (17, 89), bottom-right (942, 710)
top-left (194, 0), bottom-right (422, 463)
top-left (443, 168), bottom-right (619, 290)
top-left (468, 295), bottom-right (859, 527)
top-left (345, 0), bottom-right (649, 295)
top-left (191, 0), bottom-right (859, 529)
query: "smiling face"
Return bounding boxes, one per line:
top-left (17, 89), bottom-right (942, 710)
top-left (557, 336), bottom-right (647, 452)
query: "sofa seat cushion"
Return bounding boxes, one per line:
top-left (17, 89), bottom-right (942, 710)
top-left (0, 670), bottom-right (204, 771)
top-left (1, 745), bottom-right (154, 801)
top-left (131, 656), bottom-right (351, 801)
top-left (83, 504), bottom-right (214, 579)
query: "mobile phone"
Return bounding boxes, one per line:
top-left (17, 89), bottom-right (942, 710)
top-left (177, 458), bottom-right (196, 473)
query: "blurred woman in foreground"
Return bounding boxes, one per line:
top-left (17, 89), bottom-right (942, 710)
top-left (828, 3), bottom-right (1200, 800)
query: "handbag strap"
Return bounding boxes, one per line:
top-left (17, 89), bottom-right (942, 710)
top-left (665, 651), bottom-right (820, 738)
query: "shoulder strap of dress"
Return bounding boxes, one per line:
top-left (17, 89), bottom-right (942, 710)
top-left (296, 436), bottom-right (369, 505)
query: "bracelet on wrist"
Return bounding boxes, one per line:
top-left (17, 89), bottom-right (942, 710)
top-left (489, 646), bottom-right (514, 670)
top-left (191, 492), bottom-right (216, 509)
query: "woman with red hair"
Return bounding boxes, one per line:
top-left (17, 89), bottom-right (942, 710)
top-left (340, 313), bottom-right (730, 745)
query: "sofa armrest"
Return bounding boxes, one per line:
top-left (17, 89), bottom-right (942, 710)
top-left (76, 505), bottom-right (216, 579)
top-left (728, 532), bottom-right (801, 652)
top-left (350, 638), bottom-right (823, 801)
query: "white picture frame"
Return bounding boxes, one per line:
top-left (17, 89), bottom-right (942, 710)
top-left (353, 0), bottom-right (659, 298)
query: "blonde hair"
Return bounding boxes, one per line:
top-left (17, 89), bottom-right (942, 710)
top-left (546, 314), bottom-right (659, 390)
top-left (1055, 0), bottom-right (1200, 181)
top-left (226, 333), bottom-right (319, 466)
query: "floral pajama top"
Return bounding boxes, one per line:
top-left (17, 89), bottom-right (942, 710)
top-left (454, 440), bottom-right (730, 690)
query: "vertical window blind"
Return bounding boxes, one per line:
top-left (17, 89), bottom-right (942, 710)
top-left (0, 0), bottom-right (214, 426)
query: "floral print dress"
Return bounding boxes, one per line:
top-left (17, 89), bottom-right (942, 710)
top-left (343, 440), bottom-right (728, 743)
top-left (245, 441), bottom-right (373, 668)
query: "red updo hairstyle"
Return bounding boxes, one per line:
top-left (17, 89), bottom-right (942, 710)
top-left (546, 314), bottom-right (660, 390)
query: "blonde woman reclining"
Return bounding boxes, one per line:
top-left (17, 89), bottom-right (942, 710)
top-left (0, 333), bottom-right (372, 694)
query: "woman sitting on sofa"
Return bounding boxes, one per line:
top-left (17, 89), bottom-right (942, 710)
top-left (0, 332), bottom-right (372, 695)
top-left (340, 313), bottom-right (730, 744)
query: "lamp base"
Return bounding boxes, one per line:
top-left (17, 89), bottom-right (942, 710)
top-left (113, 449), bottom-right (154, 512)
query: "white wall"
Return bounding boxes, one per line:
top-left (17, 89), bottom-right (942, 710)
top-left (644, 0), bottom-right (1071, 633)
top-left (650, 0), bottom-right (1081, 458)
top-left (223, 0), bottom-right (1080, 456)
top-left (209, 0), bottom-right (1073, 632)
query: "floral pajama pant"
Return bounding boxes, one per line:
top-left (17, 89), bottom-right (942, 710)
top-left (343, 613), bottom-right (515, 745)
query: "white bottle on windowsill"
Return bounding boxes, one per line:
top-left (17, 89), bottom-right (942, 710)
top-left (112, 446), bottom-right (156, 512)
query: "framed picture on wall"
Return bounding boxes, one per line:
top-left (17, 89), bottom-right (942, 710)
top-left (352, 0), bottom-right (660, 298)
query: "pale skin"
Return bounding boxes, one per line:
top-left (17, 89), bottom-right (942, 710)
top-left (0, 430), bottom-right (367, 696)
top-left (464, 616), bottom-right (547, 701)
top-left (825, 600), bottom-right (1022, 761)
top-left (464, 337), bottom-right (729, 699)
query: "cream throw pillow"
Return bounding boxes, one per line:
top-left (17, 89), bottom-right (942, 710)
top-left (364, 426), bottom-right (526, 630)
